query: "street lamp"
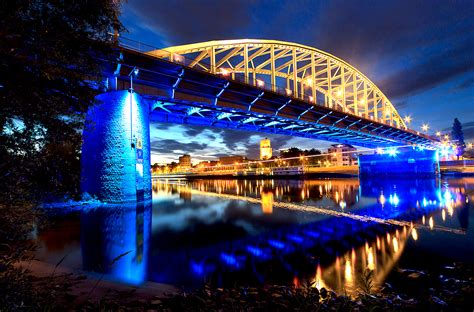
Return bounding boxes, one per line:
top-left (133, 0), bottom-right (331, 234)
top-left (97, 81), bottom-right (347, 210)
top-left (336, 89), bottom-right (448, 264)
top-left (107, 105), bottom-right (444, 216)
top-left (404, 115), bottom-right (412, 125)
top-left (421, 124), bottom-right (429, 133)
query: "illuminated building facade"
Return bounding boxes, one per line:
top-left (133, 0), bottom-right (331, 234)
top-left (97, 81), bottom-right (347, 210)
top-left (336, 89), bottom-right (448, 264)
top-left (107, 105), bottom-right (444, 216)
top-left (179, 154), bottom-right (191, 168)
top-left (260, 138), bottom-right (272, 160)
top-left (328, 144), bottom-right (357, 166)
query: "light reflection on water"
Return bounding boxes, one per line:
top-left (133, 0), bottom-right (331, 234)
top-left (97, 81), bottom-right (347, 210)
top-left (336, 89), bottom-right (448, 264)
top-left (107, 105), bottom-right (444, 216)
top-left (36, 177), bottom-right (473, 294)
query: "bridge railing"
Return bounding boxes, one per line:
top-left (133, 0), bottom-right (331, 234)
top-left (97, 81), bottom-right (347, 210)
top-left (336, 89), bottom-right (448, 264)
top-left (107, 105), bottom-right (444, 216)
top-left (118, 36), bottom-right (428, 137)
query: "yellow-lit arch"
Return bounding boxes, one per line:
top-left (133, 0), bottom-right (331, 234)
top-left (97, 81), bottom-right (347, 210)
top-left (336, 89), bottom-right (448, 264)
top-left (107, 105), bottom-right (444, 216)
top-left (148, 39), bottom-right (406, 128)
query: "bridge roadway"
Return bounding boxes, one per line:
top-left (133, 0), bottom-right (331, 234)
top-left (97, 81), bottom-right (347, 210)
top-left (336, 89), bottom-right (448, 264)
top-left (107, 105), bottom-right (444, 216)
top-left (110, 45), bottom-right (433, 148)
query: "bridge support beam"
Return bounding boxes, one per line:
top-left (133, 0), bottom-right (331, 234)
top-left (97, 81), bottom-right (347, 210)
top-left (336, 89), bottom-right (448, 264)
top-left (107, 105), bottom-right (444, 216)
top-left (81, 90), bottom-right (151, 203)
top-left (359, 148), bottom-right (439, 177)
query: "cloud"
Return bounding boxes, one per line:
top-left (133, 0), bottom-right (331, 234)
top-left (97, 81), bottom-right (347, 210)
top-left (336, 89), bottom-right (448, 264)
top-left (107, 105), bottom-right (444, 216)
top-left (459, 122), bottom-right (474, 141)
top-left (150, 139), bottom-right (207, 154)
top-left (149, 122), bottom-right (334, 164)
top-left (379, 43), bottom-right (474, 99)
top-left (450, 77), bottom-right (474, 93)
top-left (124, 0), bottom-right (256, 45)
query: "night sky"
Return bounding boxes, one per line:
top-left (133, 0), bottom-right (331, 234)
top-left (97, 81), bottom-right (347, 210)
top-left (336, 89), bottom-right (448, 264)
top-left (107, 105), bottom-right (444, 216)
top-left (121, 0), bottom-right (474, 164)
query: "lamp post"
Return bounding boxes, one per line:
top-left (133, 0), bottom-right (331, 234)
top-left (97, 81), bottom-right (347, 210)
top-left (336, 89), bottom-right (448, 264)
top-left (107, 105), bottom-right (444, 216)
top-left (128, 67), bottom-right (139, 148)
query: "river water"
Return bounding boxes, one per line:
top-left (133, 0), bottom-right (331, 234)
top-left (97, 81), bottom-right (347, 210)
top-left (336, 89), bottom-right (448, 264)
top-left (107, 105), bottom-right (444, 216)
top-left (36, 177), bottom-right (474, 294)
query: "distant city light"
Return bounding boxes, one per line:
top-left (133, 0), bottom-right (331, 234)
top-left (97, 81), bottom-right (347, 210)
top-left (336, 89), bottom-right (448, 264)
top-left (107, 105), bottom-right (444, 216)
top-left (339, 201), bottom-right (346, 209)
top-left (308, 95), bottom-right (314, 102)
top-left (305, 77), bottom-right (313, 85)
top-left (436, 131), bottom-right (441, 137)
top-left (285, 88), bottom-right (292, 96)
top-left (256, 79), bottom-right (265, 87)
top-left (336, 89), bottom-right (343, 98)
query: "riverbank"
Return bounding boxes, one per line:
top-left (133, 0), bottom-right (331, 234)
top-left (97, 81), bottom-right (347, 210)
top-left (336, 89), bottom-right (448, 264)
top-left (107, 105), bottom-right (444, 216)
top-left (10, 259), bottom-right (474, 311)
top-left (13, 259), bottom-right (177, 307)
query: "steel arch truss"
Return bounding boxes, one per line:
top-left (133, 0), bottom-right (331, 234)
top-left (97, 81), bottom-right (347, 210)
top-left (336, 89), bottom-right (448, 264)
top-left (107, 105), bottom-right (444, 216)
top-left (148, 39), bottom-right (406, 128)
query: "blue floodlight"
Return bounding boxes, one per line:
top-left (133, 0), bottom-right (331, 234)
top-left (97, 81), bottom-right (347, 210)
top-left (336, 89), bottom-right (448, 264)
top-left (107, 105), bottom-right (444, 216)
top-left (440, 147), bottom-right (451, 158)
top-left (387, 147), bottom-right (398, 157)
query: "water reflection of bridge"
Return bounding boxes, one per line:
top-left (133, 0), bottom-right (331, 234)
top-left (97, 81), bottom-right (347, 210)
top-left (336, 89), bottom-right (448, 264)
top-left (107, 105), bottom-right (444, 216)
top-left (148, 178), bottom-right (466, 291)
top-left (153, 179), bottom-right (464, 234)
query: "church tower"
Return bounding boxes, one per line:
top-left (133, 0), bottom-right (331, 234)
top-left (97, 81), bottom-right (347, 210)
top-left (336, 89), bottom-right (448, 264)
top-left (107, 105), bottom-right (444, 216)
top-left (260, 138), bottom-right (272, 160)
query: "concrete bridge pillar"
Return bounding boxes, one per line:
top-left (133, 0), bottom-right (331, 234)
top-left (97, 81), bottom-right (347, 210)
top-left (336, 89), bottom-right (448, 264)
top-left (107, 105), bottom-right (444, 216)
top-left (81, 90), bottom-right (151, 203)
top-left (358, 148), bottom-right (439, 177)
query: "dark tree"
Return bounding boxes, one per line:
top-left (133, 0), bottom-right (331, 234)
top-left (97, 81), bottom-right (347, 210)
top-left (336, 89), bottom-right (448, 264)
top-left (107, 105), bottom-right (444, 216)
top-left (0, 0), bottom-right (124, 204)
top-left (451, 118), bottom-right (465, 159)
top-left (280, 147), bottom-right (323, 165)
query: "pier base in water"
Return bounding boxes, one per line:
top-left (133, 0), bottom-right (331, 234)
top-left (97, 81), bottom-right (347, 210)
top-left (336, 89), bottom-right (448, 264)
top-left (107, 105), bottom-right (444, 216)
top-left (358, 148), bottom-right (439, 177)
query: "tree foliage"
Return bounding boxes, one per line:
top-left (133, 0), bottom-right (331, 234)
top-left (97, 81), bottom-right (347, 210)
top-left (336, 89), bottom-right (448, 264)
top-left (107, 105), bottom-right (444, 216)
top-left (280, 147), bottom-right (323, 165)
top-left (451, 118), bottom-right (465, 158)
top-left (0, 0), bottom-right (124, 204)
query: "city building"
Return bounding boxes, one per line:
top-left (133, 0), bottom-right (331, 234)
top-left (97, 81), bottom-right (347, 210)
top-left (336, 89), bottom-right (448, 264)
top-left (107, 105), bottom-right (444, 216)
top-left (260, 138), bottom-right (272, 160)
top-left (328, 144), bottom-right (358, 166)
top-left (178, 154), bottom-right (191, 168)
top-left (197, 160), bottom-right (212, 168)
top-left (219, 155), bottom-right (245, 165)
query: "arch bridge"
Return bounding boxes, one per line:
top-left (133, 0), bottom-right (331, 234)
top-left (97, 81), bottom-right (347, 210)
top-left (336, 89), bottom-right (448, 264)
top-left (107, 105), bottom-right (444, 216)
top-left (80, 38), bottom-right (436, 203)
top-left (150, 39), bottom-right (404, 127)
